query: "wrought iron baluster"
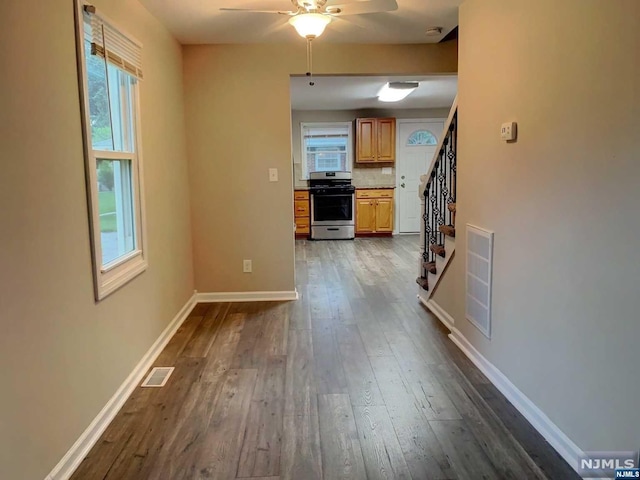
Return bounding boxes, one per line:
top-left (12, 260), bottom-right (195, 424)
top-left (430, 170), bottom-right (437, 256)
top-left (441, 137), bottom-right (450, 230)
top-left (445, 124), bottom-right (452, 226)
top-left (437, 147), bottom-right (447, 245)
top-left (451, 113), bottom-right (457, 206)
top-left (426, 177), bottom-right (431, 252)
top-left (422, 185), bottom-right (430, 274)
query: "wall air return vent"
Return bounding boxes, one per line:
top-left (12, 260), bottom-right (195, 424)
top-left (141, 367), bottom-right (174, 388)
top-left (466, 224), bottom-right (494, 338)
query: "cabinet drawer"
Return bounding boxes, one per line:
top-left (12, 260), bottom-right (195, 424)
top-left (296, 217), bottom-right (309, 233)
top-left (295, 217), bottom-right (310, 233)
top-left (356, 189), bottom-right (394, 199)
top-left (294, 200), bottom-right (309, 217)
top-left (294, 190), bottom-right (309, 200)
top-left (356, 189), bottom-right (376, 199)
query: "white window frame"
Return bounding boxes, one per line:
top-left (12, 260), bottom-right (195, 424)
top-left (74, 1), bottom-right (148, 301)
top-left (300, 122), bottom-right (353, 179)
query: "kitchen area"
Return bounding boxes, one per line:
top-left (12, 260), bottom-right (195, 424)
top-left (290, 75), bottom-right (457, 242)
top-left (293, 117), bottom-right (397, 240)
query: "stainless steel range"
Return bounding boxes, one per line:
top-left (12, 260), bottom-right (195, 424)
top-left (309, 171), bottom-right (355, 240)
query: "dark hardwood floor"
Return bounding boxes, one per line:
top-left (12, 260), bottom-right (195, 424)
top-left (71, 236), bottom-right (579, 480)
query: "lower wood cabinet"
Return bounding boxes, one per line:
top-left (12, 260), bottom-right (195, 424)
top-left (294, 190), bottom-right (310, 237)
top-left (355, 189), bottom-right (394, 235)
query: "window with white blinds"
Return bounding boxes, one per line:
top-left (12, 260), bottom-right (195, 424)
top-left (301, 122), bottom-right (353, 178)
top-left (84, 5), bottom-right (143, 79)
top-left (75, 1), bottom-right (147, 301)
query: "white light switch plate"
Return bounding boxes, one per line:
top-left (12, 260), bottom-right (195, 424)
top-left (269, 168), bottom-right (278, 182)
top-left (243, 259), bottom-right (252, 273)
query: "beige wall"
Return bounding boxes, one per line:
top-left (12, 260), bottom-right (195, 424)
top-left (431, 255), bottom-right (457, 315)
top-left (434, 0), bottom-right (640, 452)
top-left (291, 107), bottom-right (451, 188)
top-left (184, 43), bottom-right (457, 292)
top-left (0, 1), bottom-right (194, 478)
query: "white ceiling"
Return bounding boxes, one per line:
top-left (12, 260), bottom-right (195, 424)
top-left (290, 74), bottom-right (457, 110)
top-left (139, 0), bottom-right (462, 44)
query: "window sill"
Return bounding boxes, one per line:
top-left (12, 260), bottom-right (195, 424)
top-left (96, 253), bottom-right (147, 301)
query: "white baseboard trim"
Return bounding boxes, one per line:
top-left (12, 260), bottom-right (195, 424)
top-left (46, 291), bottom-right (198, 480)
top-left (419, 297), bottom-right (455, 331)
top-left (444, 322), bottom-right (585, 477)
top-left (196, 290), bottom-right (298, 302)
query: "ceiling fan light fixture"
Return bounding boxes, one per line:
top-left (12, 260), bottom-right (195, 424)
top-left (378, 81), bottom-right (419, 102)
top-left (289, 13), bottom-right (331, 39)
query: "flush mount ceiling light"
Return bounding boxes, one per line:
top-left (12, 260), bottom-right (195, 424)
top-left (289, 13), bottom-right (331, 39)
top-left (378, 81), bottom-right (419, 102)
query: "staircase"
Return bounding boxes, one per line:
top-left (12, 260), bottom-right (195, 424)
top-left (416, 97), bottom-right (458, 299)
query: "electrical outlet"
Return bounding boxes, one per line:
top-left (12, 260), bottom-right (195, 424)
top-left (501, 122), bottom-right (517, 141)
top-left (243, 259), bottom-right (252, 273)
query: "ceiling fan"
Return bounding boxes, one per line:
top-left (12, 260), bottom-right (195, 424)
top-left (221, 0), bottom-right (399, 38)
top-left (220, 0), bottom-right (398, 84)
top-left (220, 0), bottom-right (399, 18)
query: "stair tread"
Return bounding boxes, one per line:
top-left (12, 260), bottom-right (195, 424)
top-left (416, 276), bottom-right (429, 290)
top-left (439, 225), bottom-right (456, 238)
top-left (422, 261), bottom-right (437, 275)
top-left (430, 244), bottom-right (446, 257)
top-left (448, 203), bottom-right (456, 213)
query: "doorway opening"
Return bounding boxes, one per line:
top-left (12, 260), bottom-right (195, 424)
top-left (289, 74), bottom-right (457, 278)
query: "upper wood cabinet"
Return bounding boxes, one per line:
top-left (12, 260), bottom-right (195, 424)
top-left (355, 118), bottom-right (396, 164)
top-left (376, 118), bottom-right (396, 162)
top-left (356, 118), bottom-right (376, 162)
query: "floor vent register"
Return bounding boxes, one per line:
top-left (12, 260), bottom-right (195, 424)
top-left (141, 367), bottom-right (174, 388)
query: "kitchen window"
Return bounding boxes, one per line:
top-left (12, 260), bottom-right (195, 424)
top-left (301, 122), bottom-right (353, 178)
top-left (75, 2), bottom-right (147, 300)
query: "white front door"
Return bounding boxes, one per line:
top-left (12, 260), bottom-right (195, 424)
top-left (396, 120), bottom-right (444, 233)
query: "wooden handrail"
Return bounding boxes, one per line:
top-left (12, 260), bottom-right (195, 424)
top-left (418, 95), bottom-right (458, 198)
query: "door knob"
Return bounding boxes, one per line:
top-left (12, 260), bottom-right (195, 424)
top-left (401, 183), bottom-right (405, 188)
top-left (401, 175), bottom-right (405, 179)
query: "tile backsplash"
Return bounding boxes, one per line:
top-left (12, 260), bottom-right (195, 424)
top-left (293, 163), bottom-right (395, 189)
top-left (352, 165), bottom-right (396, 187)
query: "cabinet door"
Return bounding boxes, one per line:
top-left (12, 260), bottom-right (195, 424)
top-left (356, 199), bottom-right (376, 233)
top-left (356, 118), bottom-right (376, 162)
top-left (375, 198), bottom-right (394, 232)
top-left (376, 118), bottom-right (396, 162)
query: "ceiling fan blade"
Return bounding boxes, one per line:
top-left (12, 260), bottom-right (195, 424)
top-left (326, 0), bottom-right (397, 15)
top-left (219, 8), bottom-right (295, 15)
top-left (331, 14), bottom-right (367, 29)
